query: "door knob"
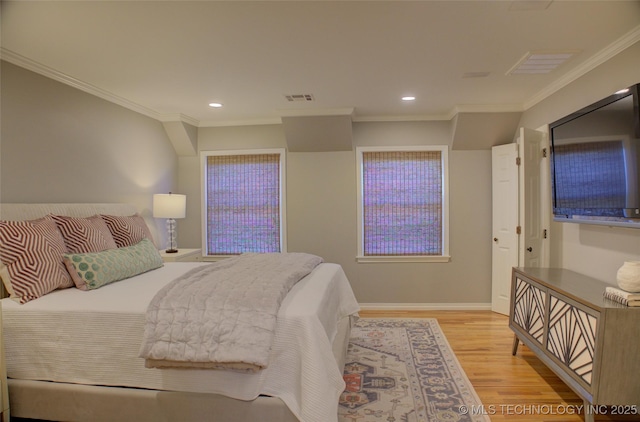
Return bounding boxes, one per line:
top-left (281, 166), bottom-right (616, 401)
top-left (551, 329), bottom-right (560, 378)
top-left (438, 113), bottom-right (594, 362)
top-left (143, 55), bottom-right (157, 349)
top-left (527, 247), bottom-right (533, 252)
top-left (493, 237), bottom-right (498, 242)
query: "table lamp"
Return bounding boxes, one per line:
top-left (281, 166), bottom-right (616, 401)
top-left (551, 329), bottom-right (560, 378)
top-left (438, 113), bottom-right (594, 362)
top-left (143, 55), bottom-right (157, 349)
top-left (153, 193), bottom-right (186, 253)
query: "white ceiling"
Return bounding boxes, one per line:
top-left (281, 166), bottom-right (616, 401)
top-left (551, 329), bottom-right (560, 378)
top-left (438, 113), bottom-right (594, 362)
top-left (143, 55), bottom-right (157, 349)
top-left (2, 1), bottom-right (640, 127)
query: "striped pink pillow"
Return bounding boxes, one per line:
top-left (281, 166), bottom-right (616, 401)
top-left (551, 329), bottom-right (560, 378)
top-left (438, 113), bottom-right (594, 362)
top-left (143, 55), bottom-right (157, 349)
top-left (100, 214), bottom-right (155, 248)
top-left (0, 216), bottom-right (74, 303)
top-left (51, 215), bottom-right (117, 254)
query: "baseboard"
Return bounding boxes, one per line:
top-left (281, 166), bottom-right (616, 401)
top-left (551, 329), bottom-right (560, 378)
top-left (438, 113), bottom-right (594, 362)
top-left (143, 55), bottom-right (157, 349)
top-left (358, 302), bottom-right (493, 311)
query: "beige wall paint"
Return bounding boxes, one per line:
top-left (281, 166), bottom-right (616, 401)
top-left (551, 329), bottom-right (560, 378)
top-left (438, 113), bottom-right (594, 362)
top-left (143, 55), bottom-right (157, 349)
top-left (178, 124), bottom-right (289, 254)
top-left (519, 42), bottom-right (640, 283)
top-left (183, 120), bottom-right (492, 305)
top-left (7, 40), bottom-right (638, 303)
top-left (0, 61), bottom-right (178, 246)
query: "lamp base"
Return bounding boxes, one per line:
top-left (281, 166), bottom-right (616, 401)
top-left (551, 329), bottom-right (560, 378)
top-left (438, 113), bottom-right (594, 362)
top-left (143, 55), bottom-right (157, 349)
top-left (165, 249), bottom-right (179, 254)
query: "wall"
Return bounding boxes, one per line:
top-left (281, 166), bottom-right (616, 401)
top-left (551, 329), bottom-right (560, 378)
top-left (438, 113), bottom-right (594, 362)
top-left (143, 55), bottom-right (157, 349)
top-left (180, 121), bottom-right (493, 306)
top-left (0, 61), bottom-right (179, 245)
top-left (7, 37), bottom-right (638, 302)
top-left (519, 41), bottom-right (640, 283)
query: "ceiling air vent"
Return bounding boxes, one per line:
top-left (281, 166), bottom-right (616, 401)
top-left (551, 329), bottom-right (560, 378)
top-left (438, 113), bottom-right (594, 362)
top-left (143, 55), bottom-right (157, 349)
top-left (507, 50), bottom-right (579, 75)
top-left (285, 94), bottom-right (315, 102)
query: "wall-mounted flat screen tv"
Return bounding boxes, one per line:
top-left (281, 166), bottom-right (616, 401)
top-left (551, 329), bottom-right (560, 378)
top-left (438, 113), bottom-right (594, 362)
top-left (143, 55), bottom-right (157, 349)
top-left (549, 83), bottom-right (640, 228)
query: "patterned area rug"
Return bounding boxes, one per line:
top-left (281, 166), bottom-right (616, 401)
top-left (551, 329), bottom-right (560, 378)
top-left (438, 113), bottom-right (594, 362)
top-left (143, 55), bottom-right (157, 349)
top-left (339, 318), bottom-right (490, 422)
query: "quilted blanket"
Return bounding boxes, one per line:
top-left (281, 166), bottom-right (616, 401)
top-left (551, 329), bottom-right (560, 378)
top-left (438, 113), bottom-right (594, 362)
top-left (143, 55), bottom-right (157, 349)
top-left (139, 252), bottom-right (323, 371)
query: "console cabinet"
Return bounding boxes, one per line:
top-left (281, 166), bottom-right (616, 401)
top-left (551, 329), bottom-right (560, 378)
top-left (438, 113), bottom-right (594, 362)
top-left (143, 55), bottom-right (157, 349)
top-left (510, 267), bottom-right (640, 410)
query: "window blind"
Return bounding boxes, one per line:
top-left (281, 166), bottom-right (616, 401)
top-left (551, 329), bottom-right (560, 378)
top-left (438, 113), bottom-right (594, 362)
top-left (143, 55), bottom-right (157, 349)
top-left (205, 153), bottom-right (281, 255)
top-left (362, 150), bottom-right (443, 256)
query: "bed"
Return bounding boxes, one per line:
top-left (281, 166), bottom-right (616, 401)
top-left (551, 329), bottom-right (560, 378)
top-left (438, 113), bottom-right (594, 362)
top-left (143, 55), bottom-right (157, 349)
top-left (0, 203), bottom-right (360, 422)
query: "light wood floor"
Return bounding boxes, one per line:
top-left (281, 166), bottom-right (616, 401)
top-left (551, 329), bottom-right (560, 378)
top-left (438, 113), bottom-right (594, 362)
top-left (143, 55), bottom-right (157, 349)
top-left (359, 310), bottom-right (640, 422)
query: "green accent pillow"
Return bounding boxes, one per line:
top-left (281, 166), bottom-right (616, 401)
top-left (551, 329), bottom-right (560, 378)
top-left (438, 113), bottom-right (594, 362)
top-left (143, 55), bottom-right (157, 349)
top-left (63, 238), bottom-right (163, 290)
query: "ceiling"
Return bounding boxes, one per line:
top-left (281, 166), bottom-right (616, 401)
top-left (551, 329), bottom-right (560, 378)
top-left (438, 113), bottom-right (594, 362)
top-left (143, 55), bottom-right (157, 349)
top-left (2, 0), bottom-right (640, 130)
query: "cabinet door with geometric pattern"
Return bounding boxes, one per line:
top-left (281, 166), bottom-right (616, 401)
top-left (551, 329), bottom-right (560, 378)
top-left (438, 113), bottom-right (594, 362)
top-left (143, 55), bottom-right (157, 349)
top-left (546, 293), bottom-right (598, 389)
top-left (512, 277), bottom-right (546, 347)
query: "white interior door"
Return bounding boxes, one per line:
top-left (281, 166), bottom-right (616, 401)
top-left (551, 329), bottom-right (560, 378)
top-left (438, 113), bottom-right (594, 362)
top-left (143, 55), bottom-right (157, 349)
top-left (491, 143), bottom-right (519, 315)
top-left (518, 127), bottom-right (547, 268)
top-left (491, 128), bottom-right (549, 315)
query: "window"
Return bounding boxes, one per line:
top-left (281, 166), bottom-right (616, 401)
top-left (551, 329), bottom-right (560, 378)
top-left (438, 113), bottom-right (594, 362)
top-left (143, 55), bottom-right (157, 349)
top-left (356, 146), bottom-right (449, 262)
top-left (202, 149), bottom-right (286, 256)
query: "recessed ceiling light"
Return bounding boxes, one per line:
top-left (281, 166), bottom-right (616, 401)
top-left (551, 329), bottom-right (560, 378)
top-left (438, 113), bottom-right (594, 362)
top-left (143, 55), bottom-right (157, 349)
top-left (402, 96), bottom-right (416, 101)
top-left (209, 102), bottom-right (223, 108)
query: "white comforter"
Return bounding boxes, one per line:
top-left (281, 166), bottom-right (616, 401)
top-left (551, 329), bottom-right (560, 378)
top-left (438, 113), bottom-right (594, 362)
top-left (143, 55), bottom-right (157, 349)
top-left (2, 262), bottom-right (360, 422)
top-left (140, 253), bottom-right (323, 371)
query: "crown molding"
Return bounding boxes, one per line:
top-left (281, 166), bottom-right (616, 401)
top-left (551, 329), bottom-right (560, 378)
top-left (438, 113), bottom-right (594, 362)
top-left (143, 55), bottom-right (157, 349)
top-left (352, 113), bottom-right (453, 122)
top-left (452, 104), bottom-right (524, 114)
top-left (198, 117), bottom-right (283, 128)
top-left (277, 107), bottom-right (355, 118)
top-left (157, 113), bottom-right (200, 127)
top-left (2, 48), bottom-right (202, 126)
top-left (352, 103), bottom-right (524, 123)
top-left (0, 48), bottom-right (170, 122)
top-left (523, 24), bottom-right (640, 110)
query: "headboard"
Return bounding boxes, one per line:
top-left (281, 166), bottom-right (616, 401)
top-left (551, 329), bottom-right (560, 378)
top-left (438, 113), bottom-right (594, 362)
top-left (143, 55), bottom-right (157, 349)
top-left (0, 202), bottom-right (157, 241)
top-left (0, 203), bottom-right (135, 220)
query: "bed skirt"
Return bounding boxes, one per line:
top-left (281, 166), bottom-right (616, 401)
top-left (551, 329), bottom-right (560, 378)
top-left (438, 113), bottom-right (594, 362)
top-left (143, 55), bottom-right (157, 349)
top-left (9, 380), bottom-right (299, 422)
top-left (8, 314), bottom-right (353, 422)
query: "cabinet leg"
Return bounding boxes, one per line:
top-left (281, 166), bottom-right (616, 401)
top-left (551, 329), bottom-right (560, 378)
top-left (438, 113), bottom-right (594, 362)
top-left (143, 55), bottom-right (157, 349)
top-left (511, 334), bottom-right (520, 355)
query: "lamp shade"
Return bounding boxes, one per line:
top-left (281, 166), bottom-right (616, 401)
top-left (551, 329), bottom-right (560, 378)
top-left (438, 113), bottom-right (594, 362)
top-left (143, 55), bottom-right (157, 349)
top-left (153, 193), bottom-right (186, 219)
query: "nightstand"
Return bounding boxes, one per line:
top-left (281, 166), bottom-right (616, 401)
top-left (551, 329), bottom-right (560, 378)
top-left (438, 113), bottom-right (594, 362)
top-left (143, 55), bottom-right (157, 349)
top-left (159, 248), bottom-right (202, 262)
top-left (0, 301), bottom-right (9, 422)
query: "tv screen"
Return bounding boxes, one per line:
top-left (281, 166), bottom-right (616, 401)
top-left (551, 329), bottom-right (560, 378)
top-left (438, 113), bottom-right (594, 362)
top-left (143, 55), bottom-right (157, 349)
top-left (549, 83), bottom-right (640, 226)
